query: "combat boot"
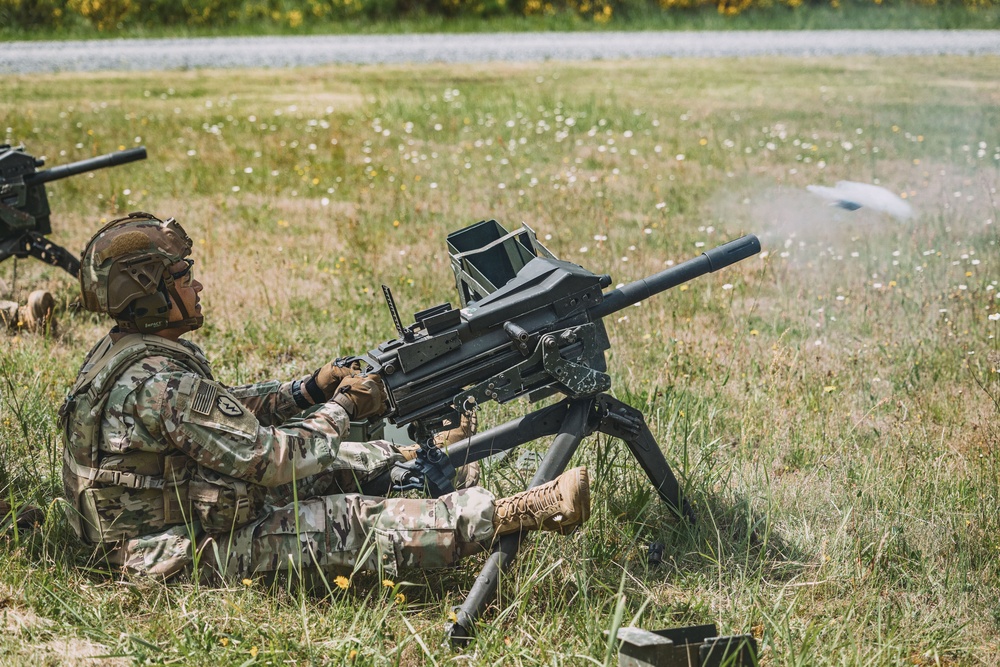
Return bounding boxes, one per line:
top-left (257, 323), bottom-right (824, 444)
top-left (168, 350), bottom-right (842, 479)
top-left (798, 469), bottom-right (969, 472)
top-left (433, 412), bottom-right (481, 488)
top-left (0, 300), bottom-right (18, 330)
top-left (0, 290), bottom-right (57, 335)
top-left (22, 290), bottom-right (57, 335)
top-left (493, 466), bottom-right (590, 537)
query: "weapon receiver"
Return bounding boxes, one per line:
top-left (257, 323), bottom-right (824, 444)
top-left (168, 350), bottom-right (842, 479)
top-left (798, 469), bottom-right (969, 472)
top-left (1, 145), bottom-right (147, 277)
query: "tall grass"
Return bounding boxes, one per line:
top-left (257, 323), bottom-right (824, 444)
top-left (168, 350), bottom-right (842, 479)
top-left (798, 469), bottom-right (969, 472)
top-left (1, 56), bottom-right (998, 664)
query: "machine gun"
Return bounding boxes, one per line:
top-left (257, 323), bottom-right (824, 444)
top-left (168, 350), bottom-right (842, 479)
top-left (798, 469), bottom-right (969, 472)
top-left (0, 144), bottom-right (147, 277)
top-left (354, 220), bottom-right (761, 644)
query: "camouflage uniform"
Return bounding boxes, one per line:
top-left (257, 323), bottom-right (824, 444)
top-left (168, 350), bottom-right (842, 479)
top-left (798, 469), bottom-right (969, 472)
top-left (61, 332), bottom-right (495, 580)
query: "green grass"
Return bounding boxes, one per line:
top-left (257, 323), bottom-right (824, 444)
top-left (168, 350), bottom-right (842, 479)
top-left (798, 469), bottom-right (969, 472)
top-left (2, 4), bottom-right (998, 41)
top-left (2, 55), bottom-right (999, 664)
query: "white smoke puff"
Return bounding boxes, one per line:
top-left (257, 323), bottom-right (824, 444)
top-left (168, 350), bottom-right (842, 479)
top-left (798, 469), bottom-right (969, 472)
top-left (806, 181), bottom-right (915, 221)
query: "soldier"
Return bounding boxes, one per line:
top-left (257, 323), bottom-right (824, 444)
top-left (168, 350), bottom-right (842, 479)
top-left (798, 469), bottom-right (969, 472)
top-left (61, 212), bottom-right (590, 582)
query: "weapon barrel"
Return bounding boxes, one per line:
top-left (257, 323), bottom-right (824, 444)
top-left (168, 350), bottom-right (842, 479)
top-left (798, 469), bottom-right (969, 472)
top-left (590, 234), bottom-right (761, 319)
top-left (23, 147), bottom-right (147, 186)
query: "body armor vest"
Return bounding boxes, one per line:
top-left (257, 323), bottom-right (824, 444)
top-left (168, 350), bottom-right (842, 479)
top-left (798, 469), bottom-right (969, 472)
top-left (60, 333), bottom-right (214, 545)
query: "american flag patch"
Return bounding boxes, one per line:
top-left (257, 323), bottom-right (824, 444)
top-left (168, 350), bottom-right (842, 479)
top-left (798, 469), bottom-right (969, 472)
top-left (192, 381), bottom-right (217, 416)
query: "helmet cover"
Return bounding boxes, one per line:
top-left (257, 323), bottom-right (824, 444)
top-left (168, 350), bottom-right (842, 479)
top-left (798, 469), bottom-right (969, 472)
top-left (80, 212), bottom-right (197, 332)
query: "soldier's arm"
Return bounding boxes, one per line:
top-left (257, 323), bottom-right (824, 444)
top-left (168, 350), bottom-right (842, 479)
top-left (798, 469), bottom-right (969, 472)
top-left (228, 376), bottom-right (317, 426)
top-left (135, 371), bottom-right (400, 487)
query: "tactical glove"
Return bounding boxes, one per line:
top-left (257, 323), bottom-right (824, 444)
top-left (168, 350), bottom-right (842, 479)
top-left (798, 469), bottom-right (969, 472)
top-left (309, 359), bottom-right (360, 402)
top-left (331, 374), bottom-right (387, 420)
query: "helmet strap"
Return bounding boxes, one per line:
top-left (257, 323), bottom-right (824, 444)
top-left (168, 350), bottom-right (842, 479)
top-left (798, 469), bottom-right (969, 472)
top-left (117, 276), bottom-right (202, 334)
top-left (161, 275), bottom-right (203, 332)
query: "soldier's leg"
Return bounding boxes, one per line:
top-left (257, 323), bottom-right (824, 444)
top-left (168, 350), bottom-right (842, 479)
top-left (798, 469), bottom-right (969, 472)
top-left (206, 487), bottom-right (496, 580)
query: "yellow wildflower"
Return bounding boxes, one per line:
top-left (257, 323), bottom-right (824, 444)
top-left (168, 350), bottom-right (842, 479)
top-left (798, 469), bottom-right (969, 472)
top-left (250, 646), bottom-right (259, 657)
top-left (395, 593), bottom-right (406, 604)
top-left (382, 579), bottom-right (395, 588)
top-left (335, 575), bottom-right (350, 590)
top-left (241, 578), bottom-right (253, 586)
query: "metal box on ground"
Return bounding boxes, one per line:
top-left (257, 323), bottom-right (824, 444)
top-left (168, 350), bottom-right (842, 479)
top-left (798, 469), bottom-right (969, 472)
top-left (615, 624), bottom-right (758, 667)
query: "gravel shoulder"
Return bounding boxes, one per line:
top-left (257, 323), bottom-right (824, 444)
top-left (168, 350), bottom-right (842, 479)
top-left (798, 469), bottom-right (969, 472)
top-left (3, 30), bottom-right (1000, 73)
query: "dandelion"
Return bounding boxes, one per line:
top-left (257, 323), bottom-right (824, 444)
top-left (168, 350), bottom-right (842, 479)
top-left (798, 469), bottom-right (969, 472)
top-left (241, 578), bottom-right (253, 586)
top-left (395, 593), bottom-right (406, 604)
top-left (249, 646), bottom-right (259, 657)
top-left (382, 579), bottom-right (395, 588)
top-left (823, 386), bottom-right (837, 393)
top-left (750, 329), bottom-right (759, 336)
top-left (220, 637), bottom-right (230, 647)
top-left (335, 575), bottom-right (350, 590)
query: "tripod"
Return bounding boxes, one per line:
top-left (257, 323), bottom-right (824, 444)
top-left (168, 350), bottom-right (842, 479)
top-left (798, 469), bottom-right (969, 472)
top-left (379, 393), bottom-right (695, 645)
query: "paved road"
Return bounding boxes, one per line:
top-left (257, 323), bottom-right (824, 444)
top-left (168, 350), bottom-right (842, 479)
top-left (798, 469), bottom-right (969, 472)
top-left (3, 30), bottom-right (999, 73)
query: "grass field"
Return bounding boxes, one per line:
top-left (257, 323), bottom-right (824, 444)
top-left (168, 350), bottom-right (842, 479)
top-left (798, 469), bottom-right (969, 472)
top-left (1, 55), bottom-right (999, 665)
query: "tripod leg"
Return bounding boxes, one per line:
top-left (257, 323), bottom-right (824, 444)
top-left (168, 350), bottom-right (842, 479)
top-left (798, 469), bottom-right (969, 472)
top-left (21, 232), bottom-right (81, 277)
top-left (596, 395), bottom-right (695, 524)
top-left (446, 399), bottom-right (571, 469)
top-left (359, 401), bottom-right (571, 496)
top-left (447, 398), bottom-right (593, 645)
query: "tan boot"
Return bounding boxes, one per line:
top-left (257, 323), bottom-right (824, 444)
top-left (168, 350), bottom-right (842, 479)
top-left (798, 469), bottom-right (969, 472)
top-left (0, 301), bottom-right (18, 330)
top-left (433, 412), bottom-right (481, 488)
top-left (493, 466), bottom-right (590, 537)
top-left (18, 290), bottom-right (57, 335)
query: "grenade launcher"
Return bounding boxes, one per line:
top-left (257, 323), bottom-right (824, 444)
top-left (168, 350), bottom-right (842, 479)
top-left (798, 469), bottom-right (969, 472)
top-left (354, 220), bottom-right (760, 643)
top-left (0, 144), bottom-right (147, 277)
top-left (358, 220), bottom-right (759, 445)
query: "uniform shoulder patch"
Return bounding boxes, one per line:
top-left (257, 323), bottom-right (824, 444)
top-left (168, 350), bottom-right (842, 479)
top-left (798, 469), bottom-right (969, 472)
top-left (182, 378), bottom-right (259, 441)
top-left (192, 381), bottom-right (218, 416)
top-left (216, 394), bottom-right (244, 417)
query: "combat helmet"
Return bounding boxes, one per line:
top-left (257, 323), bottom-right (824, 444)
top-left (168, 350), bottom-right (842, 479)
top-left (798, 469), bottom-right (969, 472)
top-left (80, 211), bottom-right (202, 333)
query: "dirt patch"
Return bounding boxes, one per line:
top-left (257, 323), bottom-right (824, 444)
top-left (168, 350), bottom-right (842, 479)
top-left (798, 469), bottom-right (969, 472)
top-left (3, 605), bottom-right (54, 635)
top-left (34, 638), bottom-right (129, 666)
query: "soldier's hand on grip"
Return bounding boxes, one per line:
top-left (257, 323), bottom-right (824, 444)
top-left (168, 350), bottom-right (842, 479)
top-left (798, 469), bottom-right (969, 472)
top-left (331, 374), bottom-right (386, 420)
top-left (312, 359), bottom-right (360, 400)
